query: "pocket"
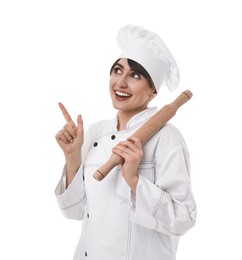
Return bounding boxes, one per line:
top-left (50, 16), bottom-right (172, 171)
top-left (113, 168), bottom-right (132, 204)
top-left (137, 162), bottom-right (156, 183)
top-left (113, 162), bottom-right (155, 203)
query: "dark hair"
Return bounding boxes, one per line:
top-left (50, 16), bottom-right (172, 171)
top-left (110, 58), bottom-right (156, 93)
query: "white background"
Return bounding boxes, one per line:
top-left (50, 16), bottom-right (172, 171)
top-left (0, 0), bottom-right (241, 259)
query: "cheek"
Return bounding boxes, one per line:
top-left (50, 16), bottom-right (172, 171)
top-left (109, 79), bottom-right (113, 91)
top-left (134, 88), bottom-right (153, 102)
top-left (141, 95), bottom-right (151, 103)
top-left (109, 77), bottom-right (116, 89)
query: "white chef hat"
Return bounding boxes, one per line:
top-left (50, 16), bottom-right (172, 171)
top-left (117, 24), bottom-right (180, 92)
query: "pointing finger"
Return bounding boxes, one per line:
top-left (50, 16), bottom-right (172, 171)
top-left (58, 102), bottom-right (77, 129)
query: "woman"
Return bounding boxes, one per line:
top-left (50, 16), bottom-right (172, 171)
top-left (55, 25), bottom-right (196, 260)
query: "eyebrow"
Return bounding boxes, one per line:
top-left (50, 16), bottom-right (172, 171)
top-left (114, 63), bottom-right (136, 73)
top-left (114, 63), bottom-right (124, 69)
top-left (113, 62), bottom-right (141, 75)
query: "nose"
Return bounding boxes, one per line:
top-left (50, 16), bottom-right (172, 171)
top-left (116, 75), bottom-right (128, 88)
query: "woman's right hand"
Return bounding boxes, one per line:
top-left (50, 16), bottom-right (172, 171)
top-left (55, 102), bottom-right (84, 157)
top-left (55, 102), bottom-right (84, 187)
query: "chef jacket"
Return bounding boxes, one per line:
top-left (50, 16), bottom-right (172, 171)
top-left (55, 107), bottom-right (196, 260)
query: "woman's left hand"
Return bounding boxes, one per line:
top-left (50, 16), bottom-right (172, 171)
top-left (112, 136), bottom-right (143, 192)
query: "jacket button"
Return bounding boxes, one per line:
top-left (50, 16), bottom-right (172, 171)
top-left (93, 142), bottom-right (98, 147)
top-left (111, 135), bottom-right (116, 140)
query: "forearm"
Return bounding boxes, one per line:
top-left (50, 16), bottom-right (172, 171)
top-left (65, 152), bottom-right (82, 188)
top-left (55, 163), bottom-right (86, 220)
top-left (125, 174), bottom-right (139, 193)
top-left (131, 176), bottom-right (196, 236)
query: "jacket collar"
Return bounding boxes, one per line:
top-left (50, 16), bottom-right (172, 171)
top-left (114, 107), bottom-right (158, 131)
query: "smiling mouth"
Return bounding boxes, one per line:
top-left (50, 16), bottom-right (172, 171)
top-left (115, 90), bottom-right (132, 99)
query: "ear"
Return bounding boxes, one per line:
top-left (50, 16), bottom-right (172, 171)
top-left (148, 91), bottom-right (157, 102)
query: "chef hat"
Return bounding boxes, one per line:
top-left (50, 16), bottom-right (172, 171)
top-left (117, 24), bottom-right (180, 92)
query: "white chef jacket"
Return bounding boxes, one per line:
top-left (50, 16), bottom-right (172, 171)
top-left (55, 107), bottom-right (196, 260)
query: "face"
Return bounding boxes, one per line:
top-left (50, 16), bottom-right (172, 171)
top-left (109, 58), bottom-right (156, 117)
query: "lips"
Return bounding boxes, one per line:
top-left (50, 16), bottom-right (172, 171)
top-left (114, 90), bottom-right (132, 101)
top-left (115, 90), bottom-right (131, 97)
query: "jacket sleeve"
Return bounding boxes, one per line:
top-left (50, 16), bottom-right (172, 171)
top-left (55, 165), bottom-right (86, 220)
top-left (131, 127), bottom-right (197, 236)
top-left (54, 125), bottom-right (94, 220)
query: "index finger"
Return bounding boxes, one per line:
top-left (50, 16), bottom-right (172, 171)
top-left (58, 102), bottom-right (77, 129)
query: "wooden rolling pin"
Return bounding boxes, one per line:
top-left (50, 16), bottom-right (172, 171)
top-left (93, 90), bottom-right (193, 181)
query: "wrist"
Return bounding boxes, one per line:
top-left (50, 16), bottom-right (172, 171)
top-left (65, 151), bottom-right (81, 166)
top-left (65, 152), bottom-right (82, 187)
top-left (125, 174), bottom-right (139, 193)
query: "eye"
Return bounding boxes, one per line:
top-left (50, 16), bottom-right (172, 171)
top-left (113, 66), bottom-right (122, 74)
top-left (131, 72), bottom-right (140, 79)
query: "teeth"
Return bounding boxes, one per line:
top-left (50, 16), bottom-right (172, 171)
top-left (115, 91), bottom-right (131, 97)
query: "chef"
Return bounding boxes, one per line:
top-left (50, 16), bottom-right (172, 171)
top-left (55, 24), bottom-right (196, 260)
